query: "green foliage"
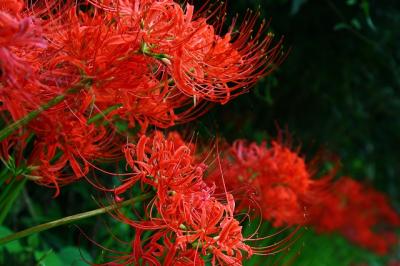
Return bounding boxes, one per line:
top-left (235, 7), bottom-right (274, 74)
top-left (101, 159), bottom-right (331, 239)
top-left (0, 226), bottom-right (94, 265)
top-left (239, 220), bottom-right (391, 266)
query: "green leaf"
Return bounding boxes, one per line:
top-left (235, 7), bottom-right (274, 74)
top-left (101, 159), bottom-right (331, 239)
top-left (291, 0), bottom-right (308, 15)
top-left (334, 22), bottom-right (350, 31)
top-left (35, 249), bottom-right (63, 266)
top-left (0, 178), bottom-right (27, 224)
top-left (27, 234), bottom-right (40, 249)
top-left (58, 246), bottom-right (93, 266)
top-left (87, 104), bottom-right (122, 125)
top-left (114, 119), bottom-right (128, 132)
top-left (360, 0), bottom-right (376, 31)
top-left (0, 226), bottom-right (23, 253)
top-left (365, 16), bottom-right (376, 31)
top-left (346, 0), bottom-right (357, 5)
top-left (351, 18), bottom-right (362, 30)
top-left (0, 193), bottom-right (152, 245)
top-left (0, 168), bottom-right (10, 188)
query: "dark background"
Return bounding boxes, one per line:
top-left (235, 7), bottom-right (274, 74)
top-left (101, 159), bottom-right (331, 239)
top-left (198, 0), bottom-right (400, 200)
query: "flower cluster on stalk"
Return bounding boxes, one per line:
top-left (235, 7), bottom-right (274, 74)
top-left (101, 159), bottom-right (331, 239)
top-left (309, 177), bottom-right (400, 255)
top-left (206, 139), bottom-right (326, 227)
top-left (207, 138), bottom-right (400, 255)
top-left (105, 132), bottom-right (257, 265)
top-left (0, 0), bottom-right (283, 195)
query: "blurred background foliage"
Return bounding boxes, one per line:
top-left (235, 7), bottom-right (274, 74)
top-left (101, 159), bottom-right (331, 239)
top-left (1, 0), bottom-right (399, 265)
top-left (198, 0), bottom-right (400, 198)
top-left (196, 0), bottom-right (400, 264)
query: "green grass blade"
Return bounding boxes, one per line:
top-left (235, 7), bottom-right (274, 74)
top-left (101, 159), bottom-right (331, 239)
top-left (0, 192), bottom-right (152, 245)
top-left (87, 104), bottom-right (123, 124)
top-left (0, 178), bottom-right (27, 224)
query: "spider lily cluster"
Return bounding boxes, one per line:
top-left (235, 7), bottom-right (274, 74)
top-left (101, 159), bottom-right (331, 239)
top-left (0, 0), bottom-right (398, 265)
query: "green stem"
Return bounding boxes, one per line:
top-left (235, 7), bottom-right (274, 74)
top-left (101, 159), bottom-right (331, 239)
top-left (0, 192), bottom-right (152, 245)
top-left (0, 79), bottom-right (91, 142)
top-left (0, 94), bottom-right (66, 142)
top-left (87, 104), bottom-right (123, 124)
top-left (0, 178), bottom-right (27, 224)
top-left (0, 167), bottom-right (10, 187)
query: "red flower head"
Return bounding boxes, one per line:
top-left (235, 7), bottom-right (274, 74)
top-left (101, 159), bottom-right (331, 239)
top-left (207, 139), bottom-right (314, 227)
top-left (100, 131), bottom-right (269, 265)
top-left (1, 0), bottom-right (285, 197)
top-left (89, 0), bottom-right (285, 105)
top-left (15, 108), bottom-right (120, 196)
top-left (0, 9), bottom-right (46, 87)
top-left (36, 1), bottom-right (209, 130)
top-left (0, 0), bottom-right (24, 16)
top-left (309, 177), bottom-right (400, 255)
top-left (170, 11), bottom-right (285, 104)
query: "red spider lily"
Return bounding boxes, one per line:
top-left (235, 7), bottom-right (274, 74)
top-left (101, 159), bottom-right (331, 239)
top-left (171, 13), bottom-right (285, 104)
top-left (0, 2), bottom-right (290, 263)
top-left (36, 1), bottom-right (209, 129)
top-left (0, 9), bottom-right (46, 87)
top-left (99, 131), bottom-right (292, 265)
top-left (309, 177), bottom-right (400, 255)
top-left (206, 139), bottom-right (319, 227)
top-left (90, 0), bottom-right (285, 104)
top-left (206, 136), bottom-right (399, 255)
top-left (0, 0), bottom-right (24, 16)
top-left (0, 1), bottom-right (185, 193)
top-left (1, 0), bottom-right (284, 195)
top-left (27, 113), bottom-right (120, 196)
top-left (91, 229), bottom-right (206, 266)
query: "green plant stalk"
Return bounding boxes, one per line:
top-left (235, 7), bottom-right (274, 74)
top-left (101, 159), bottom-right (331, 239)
top-left (0, 192), bottom-right (152, 245)
top-left (0, 94), bottom-right (66, 142)
top-left (0, 178), bottom-right (16, 205)
top-left (87, 104), bottom-right (123, 124)
top-left (0, 168), bottom-right (10, 187)
top-left (0, 178), bottom-right (27, 224)
top-left (0, 78), bottom-right (91, 142)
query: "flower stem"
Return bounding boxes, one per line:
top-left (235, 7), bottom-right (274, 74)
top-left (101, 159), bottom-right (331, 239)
top-left (0, 78), bottom-right (91, 142)
top-left (0, 94), bottom-right (66, 141)
top-left (87, 104), bottom-right (123, 124)
top-left (0, 178), bottom-right (27, 224)
top-left (0, 192), bottom-right (152, 245)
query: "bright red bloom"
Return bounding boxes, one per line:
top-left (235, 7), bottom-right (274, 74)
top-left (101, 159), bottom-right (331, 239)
top-left (102, 131), bottom-right (257, 265)
top-left (309, 177), bottom-right (400, 255)
top-left (27, 113), bottom-right (120, 196)
top-left (1, 0), bottom-right (284, 195)
top-left (207, 139), bottom-right (316, 227)
top-left (0, 10), bottom-right (46, 87)
top-left (206, 138), bottom-right (400, 255)
top-left (171, 12), bottom-right (285, 104)
top-left (90, 0), bottom-right (285, 104)
top-left (35, 1), bottom-right (212, 130)
top-left (0, 0), bottom-right (24, 16)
